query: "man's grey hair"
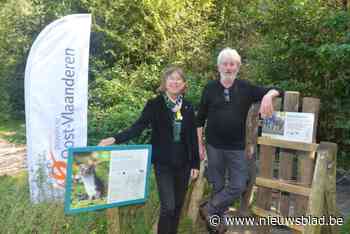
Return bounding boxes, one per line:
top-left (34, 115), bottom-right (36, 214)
top-left (217, 48), bottom-right (242, 66)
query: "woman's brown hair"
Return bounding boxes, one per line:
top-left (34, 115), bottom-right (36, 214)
top-left (157, 66), bottom-right (187, 93)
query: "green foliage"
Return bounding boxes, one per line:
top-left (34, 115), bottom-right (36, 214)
top-left (80, 0), bottom-right (218, 143)
top-left (246, 1), bottom-right (350, 167)
top-left (0, 0), bottom-right (32, 117)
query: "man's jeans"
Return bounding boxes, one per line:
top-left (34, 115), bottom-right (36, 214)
top-left (206, 144), bottom-right (248, 215)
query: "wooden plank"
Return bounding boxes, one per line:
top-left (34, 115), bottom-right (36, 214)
top-left (295, 97), bottom-right (320, 217)
top-left (304, 143), bottom-right (328, 234)
top-left (255, 177), bottom-right (310, 197)
top-left (255, 98), bottom-right (281, 234)
top-left (279, 91), bottom-right (299, 216)
top-left (240, 158), bottom-right (256, 215)
top-left (256, 144), bottom-right (274, 209)
top-left (321, 142), bottom-right (338, 234)
top-left (298, 97), bottom-right (320, 184)
top-left (187, 160), bottom-right (206, 226)
top-left (251, 206), bottom-right (304, 232)
top-left (241, 103), bottom-right (260, 215)
top-left (303, 97), bottom-right (320, 141)
top-left (245, 103), bottom-right (260, 150)
top-left (107, 208), bottom-right (121, 234)
top-left (258, 137), bottom-right (318, 152)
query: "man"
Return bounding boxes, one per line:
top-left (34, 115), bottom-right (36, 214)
top-left (197, 48), bottom-right (282, 233)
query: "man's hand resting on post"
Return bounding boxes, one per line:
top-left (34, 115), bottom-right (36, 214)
top-left (259, 89), bottom-right (280, 119)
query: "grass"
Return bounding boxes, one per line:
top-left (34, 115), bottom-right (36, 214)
top-left (0, 171), bottom-right (162, 234)
top-left (0, 118), bottom-right (26, 144)
top-left (0, 172), bottom-right (107, 234)
top-left (340, 216), bottom-right (350, 234)
top-left (341, 217), bottom-right (350, 234)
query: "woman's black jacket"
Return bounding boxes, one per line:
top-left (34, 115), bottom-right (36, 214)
top-left (113, 95), bottom-right (200, 169)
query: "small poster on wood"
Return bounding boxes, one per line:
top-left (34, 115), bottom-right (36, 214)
top-left (262, 111), bottom-right (315, 143)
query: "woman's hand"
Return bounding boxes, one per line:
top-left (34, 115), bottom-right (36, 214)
top-left (98, 137), bottom-right (116, 146)
top-left (190, 168), bottom-right (199, 180)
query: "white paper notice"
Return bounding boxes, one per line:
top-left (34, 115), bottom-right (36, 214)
top-left (107, 149), bottom-right (148, 203)
top-left (284, 112), bottom-right (314, 143)
top-left (262, 111), bottom-right (315, 143)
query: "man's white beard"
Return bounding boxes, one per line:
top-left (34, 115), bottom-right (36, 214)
top-left (220, 71), bottom-right (237, 82)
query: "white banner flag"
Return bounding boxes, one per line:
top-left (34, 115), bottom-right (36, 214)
top-left (25, 14), bottom-right (91, 203)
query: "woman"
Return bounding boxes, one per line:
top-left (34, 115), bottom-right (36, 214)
top-left (98, 66), bottom-right (200, 234)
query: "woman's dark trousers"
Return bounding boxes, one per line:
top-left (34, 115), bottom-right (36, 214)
top-left (155, 164), bottom-right (190, 234)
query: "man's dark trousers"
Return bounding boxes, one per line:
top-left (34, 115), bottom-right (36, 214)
top-left (206, 144), bottom-right (248, 215)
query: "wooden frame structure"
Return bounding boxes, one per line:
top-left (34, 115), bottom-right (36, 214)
top-left (186, 91), bottom-right (339, 234)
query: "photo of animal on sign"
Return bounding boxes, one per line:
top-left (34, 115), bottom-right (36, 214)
top-left (70, 151), bottom-right (109, 209)
top-left (64, 145), bottom-right (152, 214)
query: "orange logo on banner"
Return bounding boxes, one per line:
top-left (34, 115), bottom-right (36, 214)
top-left (48, 151), bottom-right (67, 188)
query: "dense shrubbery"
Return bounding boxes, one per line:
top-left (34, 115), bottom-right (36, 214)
top-left (247, 1), bottom-right (350, 167)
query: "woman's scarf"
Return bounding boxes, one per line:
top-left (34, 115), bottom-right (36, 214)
top-left (163, 93), bottom-right (183, 142)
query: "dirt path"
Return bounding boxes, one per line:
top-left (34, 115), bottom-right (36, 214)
top-left (0, 138), bottom-right (26, 176)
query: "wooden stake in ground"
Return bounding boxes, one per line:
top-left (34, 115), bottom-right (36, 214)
top-left (107, 208), bottom-right (121, 234)
top-left (240, 103), bottom-right (260, 215)
top-left (254, 98), bottom-right (281, 234)
top-left (279, 91), bottom-right (299, 216)
top-left (295, 97), bottom-right (320, 217)
top-left (187, 160), bottom-right (206, 227)
top-left (304, 142), bottom-right (334, 234)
